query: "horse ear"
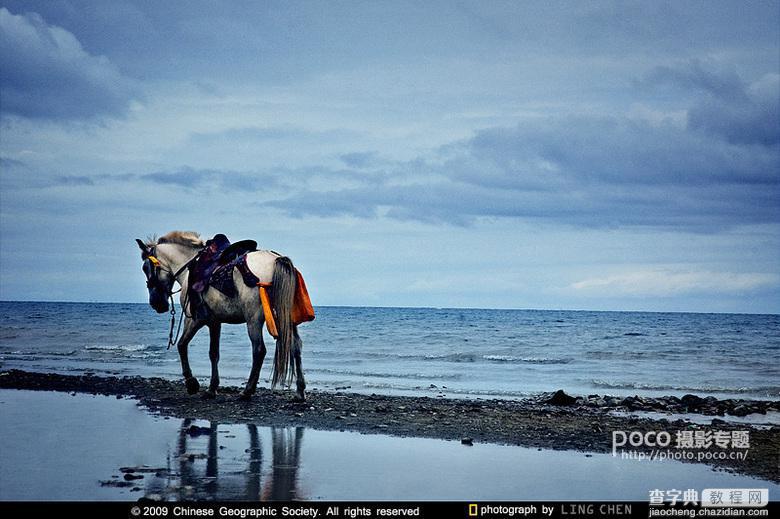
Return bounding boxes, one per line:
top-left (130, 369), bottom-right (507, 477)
top-left (136, 239), bottom-right (149, 257)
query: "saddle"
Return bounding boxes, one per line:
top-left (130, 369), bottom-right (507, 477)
top-left (187, 234), bottom-right (258, 319)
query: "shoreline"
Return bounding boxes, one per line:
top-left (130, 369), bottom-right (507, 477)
top-left (1, 369), bottom-right (778, 483)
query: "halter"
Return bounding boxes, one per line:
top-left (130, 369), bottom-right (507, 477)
top-left (143, 247), bottom-right (203, 349)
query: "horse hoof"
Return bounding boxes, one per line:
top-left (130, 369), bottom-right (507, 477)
top-left (238, 392), bottom-right (252, 402)
top-left (293, 393), bottom-right (306, 403)
top-left (201, 389), bottom-right (217, 400)
top-left (185, 377), bottom-right (200, 395)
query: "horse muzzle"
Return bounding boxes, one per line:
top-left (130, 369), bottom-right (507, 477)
top-left (149, 294), bottom-right (170, 314)
top-left (152, 302), bottom-right (169, 314)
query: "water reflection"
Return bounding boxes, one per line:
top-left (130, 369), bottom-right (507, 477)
top-left (129, 420), bottom-right (305, 501)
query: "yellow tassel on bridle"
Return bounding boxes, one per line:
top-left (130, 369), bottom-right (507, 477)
top-left (147, 255), bottom-right (161, 267)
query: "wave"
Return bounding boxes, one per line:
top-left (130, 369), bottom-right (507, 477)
top-left (5, 349), bottom-right (78, 357)
top-left (311, 351), bottom-right (480, 363)
top-left (590, 379), bottom-right (780, 396)
top-left (482, 355), bottom-right (572, 364)
top-left (47, 350), bottom-right (79, 357)
top-left (306, 367), bottom-right (462, 381)
top-left (587, 350), bottom-right (657, 360)
top-left (312, 351), bottom-right (572, 365)
top-left (84, 344), bottom-right (149, 353)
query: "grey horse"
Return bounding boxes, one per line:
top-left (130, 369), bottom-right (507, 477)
top-left (136, 231), bottom-right (306, 401)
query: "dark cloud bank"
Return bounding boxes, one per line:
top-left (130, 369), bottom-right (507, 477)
top-left (1, 4), bottom-right (776, 234)
top-left (0, 7), bottom-right (139, 121)
top-left (14, 60), bottom-right (778, 232)
top-left (264, 62), bottom-right (779, 230)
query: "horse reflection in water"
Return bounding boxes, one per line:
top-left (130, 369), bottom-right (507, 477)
top-left (143, 420), bottom-right (305, 501)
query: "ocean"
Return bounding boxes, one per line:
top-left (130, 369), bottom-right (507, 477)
top-left (1, 301), bottom-right (778, 401)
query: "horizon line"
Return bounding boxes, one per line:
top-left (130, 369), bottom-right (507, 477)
top-left (0, 299), bottom-right (777, 317)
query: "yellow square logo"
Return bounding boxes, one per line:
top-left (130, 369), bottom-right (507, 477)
top-left (468, 504), bottom-right (478, 517)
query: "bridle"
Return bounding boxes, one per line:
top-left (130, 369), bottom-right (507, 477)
top-left (143, 247), bottom-right (202, 349)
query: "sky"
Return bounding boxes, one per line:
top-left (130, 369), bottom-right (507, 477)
top-left (1, 0), bottom-right (778, 313)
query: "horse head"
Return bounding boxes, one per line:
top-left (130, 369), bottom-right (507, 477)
top-left (136, 238), bottom-right (173, 314)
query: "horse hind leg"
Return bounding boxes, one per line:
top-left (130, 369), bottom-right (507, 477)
top-left (293, 327), bottom-right (306, 402)
top-left (202, 322), bottom-right (221, 399)
top-left (239, 317), bottom-right (267, 401)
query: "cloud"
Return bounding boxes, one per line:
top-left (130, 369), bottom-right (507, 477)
top-left (139, 167), bottom-right (284, 192)
top-left (252, 62), bottom-right (777, 230)
top-left (188, 126), bottom-right (354, 146)
top-left (645, 60), bottom-right (780, 146)
top-left (0, 7), bottom-right (139, 121)
top-left (54, 175), bottom-right (94, 186)
top-left (646, 59), bottom-right (748, 102)
top-left (264, 111), bottom-right (779, 229)
top-left (570, 270), bottom-right (780, 297)
top-left (0, 156), bottom-right (27, 169)
top-left (340, 151), bottom-right (380, 169)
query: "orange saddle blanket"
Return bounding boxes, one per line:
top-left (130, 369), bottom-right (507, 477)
top-left (258, 269), bottom-right (315, 338)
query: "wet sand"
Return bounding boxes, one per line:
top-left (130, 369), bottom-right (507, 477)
top-left (1, 369), bottom-right (778, 487)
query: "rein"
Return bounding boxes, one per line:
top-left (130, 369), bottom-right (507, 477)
top-left (167, 289), bottom-right (187, 350)
top-left (147, 248), bottom-right (203, 350)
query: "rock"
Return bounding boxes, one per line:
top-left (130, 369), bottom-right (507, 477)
top-left (681, 394), bottom-right (704, 411)
top-left (730, 405), bottom-right (752, 417)
top-left (461, 437), bottom-right (474, 446)
top-left (620, 396), bottom-right (639, 410)
top-left (547, 390), bottom-right (577, 406)
top-left (711, 418), bottom-right (727, 426)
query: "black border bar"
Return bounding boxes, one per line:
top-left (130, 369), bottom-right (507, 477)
top-left (0, 501), bottom-right (778, 519)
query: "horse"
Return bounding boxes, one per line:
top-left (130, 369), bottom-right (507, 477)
top-left (135, 230), bottom-right (307, 401)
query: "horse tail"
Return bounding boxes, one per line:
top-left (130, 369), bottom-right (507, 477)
top-left (271, 256), bottom-right (296, 389)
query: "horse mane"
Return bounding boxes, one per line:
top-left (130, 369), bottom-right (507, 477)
top-left (154, 230), bottom-right (205, 249)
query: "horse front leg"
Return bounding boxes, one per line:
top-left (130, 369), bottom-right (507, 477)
top-left (177, 317), bottom-right (204, 395)
top-left (203, 322), bottom-right (221, 399)
top-left (239, 318), bottom-right (266, 401)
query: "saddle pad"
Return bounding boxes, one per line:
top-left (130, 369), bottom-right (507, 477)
top-left (258, 269), bottom-right (315, 338)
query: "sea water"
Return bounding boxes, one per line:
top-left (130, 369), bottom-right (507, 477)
top-left (1, 302), bottom-right (778, 400)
